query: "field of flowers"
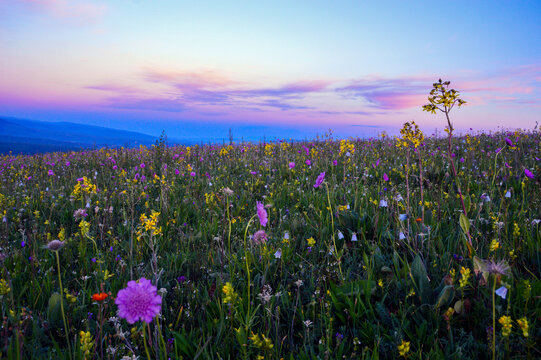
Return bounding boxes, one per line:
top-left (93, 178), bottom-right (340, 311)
top-left (0, 126), bottom-right (539, 359)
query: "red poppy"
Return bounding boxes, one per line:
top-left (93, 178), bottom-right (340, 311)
top-left (92, 292), bottom-right (108, 302)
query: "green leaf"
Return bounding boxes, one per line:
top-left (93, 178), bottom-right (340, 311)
top-left (473, 256), bottom-right (489, 283)
top-left (435, 285), bottom-right (455, 308)
top-left (410, 255), bottom-right (432, 304)
top-left (459, 213), bottom-right (470, 235)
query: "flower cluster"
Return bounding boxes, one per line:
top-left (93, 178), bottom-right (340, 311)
top-left (398, 340), bottom-right (410, 357)
top-left (137, 210), bottom-right (162, 239)
top-left (498, 315), bottom-right (512, 337)
top-left (516, 317), bottom-right (529, 338)
top-left (222, 282), bottom-right (239, 306)
top-left (397, 121), bottom-right (424, 149)
top-left (459, 267), bottom-right (471, 289)
top-left (249, 332), bottom-right (274, 351)
top-left (79, 330), bottom-right (94, 360)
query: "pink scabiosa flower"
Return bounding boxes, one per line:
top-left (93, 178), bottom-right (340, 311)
top-left (48, 169), bottom-right (54, 176)
top-left (115, 278), bottom-right (162, 324)
top-left (524, 168), bottom-right (534, 179)
top-left (305, 159), bottom-right (311, 166)
top-left (289, 162), bottom-right (295, 169)
top-left (256, 201), bottom-right (268, 227)
top-left (252, 230), bottom-right (268, 245)
top-left (313, 172), bottom-right (325, 188)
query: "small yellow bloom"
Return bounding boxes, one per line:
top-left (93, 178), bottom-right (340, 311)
top-left (489, 239), bottom-right (499, 252)
top-left (306, 237), bottom-right (315, 247)
top-left (398, 340), bottom-right (410, 357)
top-left (459, 267), bottom-right (471, 289)
top-left (517, 317), bottom-right (529, 337)
top-left (499, 315), bottom-right (512, 337)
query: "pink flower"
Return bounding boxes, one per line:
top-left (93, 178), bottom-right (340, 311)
top-left (115, 278), bottom-right (162, 324)
top-left (256, 201), bottom-right (268, 227)
top-left (383, 173), bottom-right (389, 182)
top-left (190, 172), bottom-right (196, 177)
top-left (332, 160), bottom-right (338, 166)
top-left (289, 162), bottom-right (295, 169)
top-left (252, 230), bottom-right (268, 245)
top-left (314, 172), bottom-right (325, 188)
top-left (524, 168), bottom-right (534, 179)
top-left (305, 159), bottom-right (311, 166)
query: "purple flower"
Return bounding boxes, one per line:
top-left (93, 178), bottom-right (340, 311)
top-left (140, 163), bottom-right (145, 169)
top-left (190, 172), bottom-right (196, 177)
top-left (505, 138), bottom-right (513, 147)
top-left (48, 170), bottom-right (54, 176)
top-left (289, 162), bottom-right (295, 169)
top-left (115, 278), bottom-right (162, 324)
top-left (305, 159), bottom-right (311, 166)
top-left (175, 169), bottom-right (180, 175)
top-left (524, 168), bottom-right (534, 179)
top-left (313, 172), bottom-right (325, 188)
top-left (256, 201), bottom-right (268, 227)
top-left (332, 160), bottom-right (338, 166)
top-left (383, 173), bottom-right (389, 182)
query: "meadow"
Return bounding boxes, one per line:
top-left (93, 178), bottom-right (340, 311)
top-left (0, 126), bottom-right (539, 359)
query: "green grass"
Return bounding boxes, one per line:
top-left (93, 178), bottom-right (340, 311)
top-left (0, 130), bottom-right (539, 359)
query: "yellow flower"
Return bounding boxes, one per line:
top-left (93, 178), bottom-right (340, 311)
top-left (459, 267), bottom-right (471, 289)
top-left (306, 237), bottom-right (315, 247)
top-left (516, 317), bottom-right (529, 338)
top-left (489, 239), bottom-right (499, 252)
top-left (249, 332), bottom-right (274, 350)
top-left (0, 278), bottom-right (10, 295)
top-left (398, 340), bottom-right (410, 357)
top-left (79, 330), bottom-right (94, 359)
top-left (378, 279), bottom-right (384, 288)
top-left (222, 282), bottom-right (238, 305)
top-left (499, 315), bottom-right (512, 337)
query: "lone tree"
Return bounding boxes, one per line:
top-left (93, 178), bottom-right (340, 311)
top-left (422, 79), bottom-right (472, 249)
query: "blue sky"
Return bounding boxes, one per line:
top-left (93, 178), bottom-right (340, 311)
top-left (0, 0), bottom-right (540, 140)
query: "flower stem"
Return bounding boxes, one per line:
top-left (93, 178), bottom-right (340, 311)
top-left (55, 251), bottom-right (72, 360)
top-left (492, 278), bottom-right (496, 360)
top-left (325, 183), bottom-right (343, 281)
top-left (142, 324), bottom-right (152, 360)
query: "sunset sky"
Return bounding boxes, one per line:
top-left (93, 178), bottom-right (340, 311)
top-left (1, 0), bottom-right (540, 141)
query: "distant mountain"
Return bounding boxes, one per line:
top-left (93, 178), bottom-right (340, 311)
top-left (0, 117), bottom-right (159, 154)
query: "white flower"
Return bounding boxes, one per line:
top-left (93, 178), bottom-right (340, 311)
top-left (399, 232), bottom-right (406, 240)
top-left (274, 248), bottom-right (282, 259)
top-left (284, 232), bottom-right (290, 240)
top-left (505, 190), bottom-right (511, 198)
top-left (379, 199), bottom-right (388, 208)
top-left (294, 279), bottom-right (304, 287)
top-left (399, 214), bottom-right (407, 221)
top-left (351, 233), bottom-right (358, 242)
top-left (338, 231), bottom-right (344, 240)
top-left (303, 320), bottom-right (313, 327)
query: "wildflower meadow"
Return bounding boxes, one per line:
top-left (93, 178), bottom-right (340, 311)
top-left (0, 95), bottom-right (540, 358)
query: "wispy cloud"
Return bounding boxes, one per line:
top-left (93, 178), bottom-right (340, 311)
top-left (85, 64), bottom-right (541, 117)
top-left (19, 0), bottom-right (106, 25)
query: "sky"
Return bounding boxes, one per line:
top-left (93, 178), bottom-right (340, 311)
top-left (0, 0), bottom-right (540, 141)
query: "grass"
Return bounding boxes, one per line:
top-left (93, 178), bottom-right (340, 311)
top-left (0, 128), bottom-right (539, 359)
